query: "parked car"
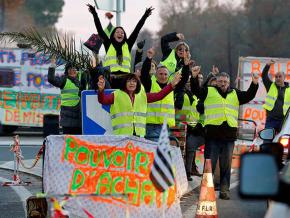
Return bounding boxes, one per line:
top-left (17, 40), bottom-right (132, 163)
top-left (239, 108), bottom-right (290, 218)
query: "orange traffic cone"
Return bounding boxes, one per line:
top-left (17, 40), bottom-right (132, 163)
top-left (195, 159), bottom-right (218, 218)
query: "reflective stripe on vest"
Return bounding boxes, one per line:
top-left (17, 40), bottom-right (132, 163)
top-left (110, 89), bottom-right (147, 136)
top-left (263, 83), bottom-right (290, 115)
top-left (176, 94), bottom-right (200, 127)
top-left (146, 76), bottom-right (175, 127)
top-left (283, 87), bottom-right (290, 115)
top-left (61, 74), bottom-right (81, 107)
top-left (103, 43), bottom-right (131, 73)
top-left (204, 87), bottom-right (239, 127)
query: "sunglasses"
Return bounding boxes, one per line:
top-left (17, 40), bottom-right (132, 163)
top-left (178, 48), bottom-right (188, 51)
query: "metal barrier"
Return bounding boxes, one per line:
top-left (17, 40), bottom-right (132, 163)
top-left (237, 118), bottom-right (257, 141)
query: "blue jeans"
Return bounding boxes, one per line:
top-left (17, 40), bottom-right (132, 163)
top-left (145, 124), bottom-right (163, 142)
top-left (265, 117), bottom-right (283, 133)
top-left (205, 138), bottom-right (235, 194)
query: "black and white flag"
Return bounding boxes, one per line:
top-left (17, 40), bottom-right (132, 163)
top-left (150, 121), bottom-right (175, 192)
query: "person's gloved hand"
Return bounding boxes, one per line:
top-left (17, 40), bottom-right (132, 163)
top-left (87, 3), bottom-right (97, 15)
top-left (137, 40), bottom-right (145, 50)
top-left (144, 6), bottom-right (154, 17)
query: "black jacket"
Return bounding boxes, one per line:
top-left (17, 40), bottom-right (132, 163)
top-left (191, 76), bottom-right (259, 140)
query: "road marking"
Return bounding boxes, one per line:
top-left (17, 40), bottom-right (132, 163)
top-left (0, 176), bottom-right (32, 217)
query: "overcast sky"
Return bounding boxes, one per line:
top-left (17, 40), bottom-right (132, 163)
top-left (56, 0), bottom-right (242, 45)
top-left (56, 0), bottom-right (161, 43)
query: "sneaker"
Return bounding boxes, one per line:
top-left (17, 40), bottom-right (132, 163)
top-left (191, 166), bottom-right (202, 177)
top-left (219, 192), bottom-right (230, 200)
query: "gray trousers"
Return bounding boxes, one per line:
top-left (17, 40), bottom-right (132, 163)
top-left (185, 133), bottom-right (204, 175)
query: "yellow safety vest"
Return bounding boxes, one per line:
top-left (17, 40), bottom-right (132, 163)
top-left (160, 49), bottom-right (177, 74)
top-left (204, 87), bottom-right (239, 127)
top-left (146, 76), bottom-right (175, 127)
top-left (103, 43), bottom-right (131, 73)
top-left (61, 73), bottom-right (81, 107)
top-left (263, 82), bottom-right (290, 115)
top-left (160, 49), bottom-right (182, 81)
top-left (176, 94), bottom-right (199, 128)
top-left (110, 89), bottom-right (147, 136)
top-left (283, 88), bottom-right (290, 115)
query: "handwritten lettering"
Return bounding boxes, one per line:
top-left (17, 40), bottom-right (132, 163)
top-left (62, 136), bottom-right (177, 208)
top-left (0, 90), bottom-right (60, 110)
top-left (4, 110), bottom-right (44, 126)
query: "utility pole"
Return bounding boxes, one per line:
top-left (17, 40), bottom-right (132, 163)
top-left (116, 0), bottom-right (121, 26)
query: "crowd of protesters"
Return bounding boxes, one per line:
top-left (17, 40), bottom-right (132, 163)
top-left (46, 4), bottom-right (290, 201)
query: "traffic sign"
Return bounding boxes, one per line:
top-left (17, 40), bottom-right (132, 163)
top-left (81, 90), bottom-right (114, 135)
top-left (94, 0), bottom-right (125, 12)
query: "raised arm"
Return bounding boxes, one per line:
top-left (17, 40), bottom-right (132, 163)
top-left (97, 76), bottom-right (114, 104)
top-left (127, 7), bottom-right (154, 50)
top-left (161, 32), bottom-right (183, 60)
top-left (237, 73), bottom-right (259, 105)
top-left (87, 4), bottom-right (110, 49)
top-left (203, 65), bottom-right (219, 87)
top-left (190, 66), bottom-right (207, 101)
top-left (262, 60), bottom-right (274, 92)
top-left (133, 40), bottom-right (145, 71)
top-left (140, 48), bottom-right (154, 92)
top-left (48, 57), bottom-right (66, 88)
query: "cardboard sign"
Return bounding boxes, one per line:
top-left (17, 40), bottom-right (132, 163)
top-left (238, 56), bottom-right (290, 130)
top-left (0, 48), bottom-right (63, 127)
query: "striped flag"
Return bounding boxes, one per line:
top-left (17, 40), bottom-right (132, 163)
top-left (150, 121), bottom-right (175, 192)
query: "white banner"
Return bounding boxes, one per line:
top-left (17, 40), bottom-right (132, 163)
top-left (44, 135), bottom-right (188, 218)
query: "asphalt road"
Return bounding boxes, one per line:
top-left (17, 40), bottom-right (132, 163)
top-left (0, 134), bottom-right (268, 218)
top-left (0, 169), bottom-right (42, 218)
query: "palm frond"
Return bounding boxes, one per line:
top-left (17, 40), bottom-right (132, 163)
top-left (0, 27), bottom-right (93, 72)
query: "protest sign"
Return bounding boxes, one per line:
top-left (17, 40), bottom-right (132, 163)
top-left (44, 135), bottom-right (187, 217)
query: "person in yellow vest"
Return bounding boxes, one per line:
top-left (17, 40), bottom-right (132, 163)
top-left (262, 60), bottom-right (290, 132)
top-left (48, 58), bottom-right (86, 135)
top-left (97, 73), bottom-right (182, 136)
top-left (192, 71), bottom-right (259, 200)
top-left (87, 4), bottom-right (154, 89)
top-left (143, 58), bottom-right (191, 142)
top-left (160, 32), bottom-right (191, 110)
top-left (160, 32), bottom-right (189, 77)
top-left (176, 66), bottom-right (205, 181)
